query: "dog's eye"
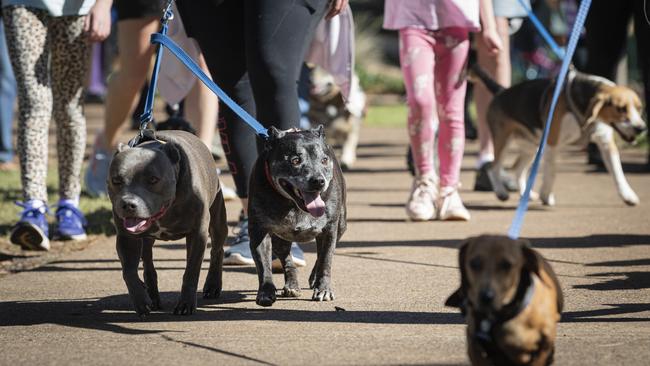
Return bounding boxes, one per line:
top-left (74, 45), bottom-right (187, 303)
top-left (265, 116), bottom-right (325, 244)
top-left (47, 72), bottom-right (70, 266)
top-left (291, 157), bottom-right (302, 166)
top-left (111, 177), bottom-right (123, 186)
top-left (616, 105), bottom-right (627, 113)
top-left (149, 176), bottom-right (160, 185)
top-left (499, 260), bottom-right (512, 272)
top-left (469, 257), bottom-right (482, 271)
top-left (321, 157), bottom-right (329, 165)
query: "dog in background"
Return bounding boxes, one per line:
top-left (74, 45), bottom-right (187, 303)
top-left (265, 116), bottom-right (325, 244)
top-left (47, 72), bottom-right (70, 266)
top-left (446, 235), bottom-right (563, 366)
top-left (308, 66), bottom-right (366, 170)
top-left (470, 65), bottom-right (646, 206)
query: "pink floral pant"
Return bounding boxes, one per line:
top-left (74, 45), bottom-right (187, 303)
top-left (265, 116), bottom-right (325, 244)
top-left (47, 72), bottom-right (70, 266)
top-left (399, 27), bottom-right (469, 188)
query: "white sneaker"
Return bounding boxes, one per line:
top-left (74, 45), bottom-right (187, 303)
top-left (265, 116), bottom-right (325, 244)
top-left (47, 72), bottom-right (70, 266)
top-left (438, 186), bottom-right (471, 221)
top-left (406, 174), bottom-right (438, 221)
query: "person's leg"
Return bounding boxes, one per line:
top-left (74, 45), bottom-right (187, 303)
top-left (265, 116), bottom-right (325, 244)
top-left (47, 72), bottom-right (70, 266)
top-left (4, 6), bottom-right (52, 249)
top-left (398, 28), bottom-right (438, 221)
top-left (178, 0), bottom-right (255, 203)
top-left (103, 17), bottom-right (159, 147)
top-left (3, 7), bottom-right (51, 203)
top-left (475, 17), bottom-right (510, 167)
top-left (584, 0), bottom-right (631, 80)
top-left (632, 1), bottom-right (650, 165)
top-left (583, 0), bottom-right (632, 166)
top-left (51, 15), bottom-right (90, 204)
top-left (244, 0), bottom-right (329, 130)
top-left (433, 27), bottom-right (471, 221)
top-left (184, 54), bottom-right (218, 148)
top-left (50, 14), bottom-right (91, 240)
top-left (177, 0), bottom-right (258, 265)
top-left (0, 17), bottom-right (17, 167)
top-left (85, 16), bottom-right (159, 196)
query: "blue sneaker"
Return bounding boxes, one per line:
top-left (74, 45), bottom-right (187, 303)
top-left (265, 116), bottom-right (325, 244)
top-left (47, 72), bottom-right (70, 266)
top-left (223, 212), bottom-right (254, 265)
top-left (10, 202), bottom-right (50, 251)
top-left (272, 242), bottom-right (307, 270)
top-left (85, 136), bottom-right (111, 197)
top-left (53, 203), bottom-right (88, 241)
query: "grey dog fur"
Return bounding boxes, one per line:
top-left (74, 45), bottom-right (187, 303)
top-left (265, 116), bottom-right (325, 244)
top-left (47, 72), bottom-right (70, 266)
top-left (107, 130), bottom-right (227, 317)
top-left (248, 126), bottom-right (347, 307)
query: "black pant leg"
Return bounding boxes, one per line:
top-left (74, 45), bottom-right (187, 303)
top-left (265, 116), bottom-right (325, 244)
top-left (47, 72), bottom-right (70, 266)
top-left (244, 0), bottom-right (329, 131)
top-left (177, 0), bottom-right (258, 198)
top-left (583, 0), bottom-right (633, 79)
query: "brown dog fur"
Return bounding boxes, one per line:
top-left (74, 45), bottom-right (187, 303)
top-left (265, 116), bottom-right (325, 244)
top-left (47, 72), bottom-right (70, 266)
top-left (446, 235), bottom-right (563, 366)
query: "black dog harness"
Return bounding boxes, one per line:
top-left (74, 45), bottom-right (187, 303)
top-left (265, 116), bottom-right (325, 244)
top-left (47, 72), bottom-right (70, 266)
top-left (467, 271), bottom-right (537, 366)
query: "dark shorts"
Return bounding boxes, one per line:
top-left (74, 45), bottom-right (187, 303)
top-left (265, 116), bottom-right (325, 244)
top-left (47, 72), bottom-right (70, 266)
top-left (114, 0), bottom-right (166, 21)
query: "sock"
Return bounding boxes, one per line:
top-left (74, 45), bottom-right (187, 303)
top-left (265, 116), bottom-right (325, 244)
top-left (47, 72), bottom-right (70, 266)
top-left (25, 199), bottom-right (47, 213)
top-left (476, 153), bottom-right (495, 169)
top-left (58, 198), bottom-right (79, 208)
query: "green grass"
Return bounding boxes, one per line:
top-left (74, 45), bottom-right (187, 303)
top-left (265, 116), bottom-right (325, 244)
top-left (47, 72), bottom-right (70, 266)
top-left (365, 104), bottom-right (408, 127)
top-left (0, 167), bottom-right (115, 238)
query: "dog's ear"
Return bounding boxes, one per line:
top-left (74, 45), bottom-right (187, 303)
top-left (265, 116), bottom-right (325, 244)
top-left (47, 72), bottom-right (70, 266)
top-left (520, 239), bottom-right (541, 277)
top-left (311, 125), bottom-right (325, 140)
top-left (268, 126), bottom-right (287, 140)
top-left (161, 142), bottom-right (181, 166)
top-left (445, 238), bottom-right (472, 307)
top-left (585, 92), bottom-right (610, 126)
top-left (115, 143), bottom-right (129, 156)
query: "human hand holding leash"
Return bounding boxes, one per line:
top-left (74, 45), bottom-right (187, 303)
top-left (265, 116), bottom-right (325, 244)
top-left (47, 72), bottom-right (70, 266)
top-left (84, 0), bottom-right (112, 42)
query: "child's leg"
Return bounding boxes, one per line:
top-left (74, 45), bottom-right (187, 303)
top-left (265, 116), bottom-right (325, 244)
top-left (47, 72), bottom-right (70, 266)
top-left (433, 27), bottom-right (470, 188)
top-left (51, 15), bottom-right (90, 203)
top-left (398, 28), bottom-right (438, 177)
top-left (2, 7), bottom-right (52, 203)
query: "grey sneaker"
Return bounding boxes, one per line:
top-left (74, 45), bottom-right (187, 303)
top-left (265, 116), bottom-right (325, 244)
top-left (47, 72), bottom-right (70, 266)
top-left (272, 242), bottom-right (307, 270)
top-left (85, 136), bottom-right (111, 197)
top-left (223, 212), bottom-right (254, 265)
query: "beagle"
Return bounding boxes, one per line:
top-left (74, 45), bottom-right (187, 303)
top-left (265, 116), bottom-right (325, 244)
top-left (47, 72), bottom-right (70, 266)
top-left (471, 65), bottom-right (646, 206)
top-left (446, 235), bottom-right (563, 366)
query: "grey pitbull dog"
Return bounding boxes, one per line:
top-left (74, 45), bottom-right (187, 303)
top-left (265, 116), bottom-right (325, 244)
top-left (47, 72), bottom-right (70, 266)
top-left (107, 130), bottom-right (227, 317)
top-left (248, 126), bottom-right (346, 307)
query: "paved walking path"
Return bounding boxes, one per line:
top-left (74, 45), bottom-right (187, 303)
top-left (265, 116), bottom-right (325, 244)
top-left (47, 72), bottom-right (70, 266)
top-left (1, 125), bottom-right (649, 365)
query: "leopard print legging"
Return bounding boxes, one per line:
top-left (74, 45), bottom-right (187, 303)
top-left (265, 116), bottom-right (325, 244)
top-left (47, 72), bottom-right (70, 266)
top-left (3, 6), bottom-right (89, 202)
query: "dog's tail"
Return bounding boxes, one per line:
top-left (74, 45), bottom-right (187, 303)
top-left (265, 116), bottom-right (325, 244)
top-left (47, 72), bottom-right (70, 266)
top-left (467, 64), bottom-right (506, 95)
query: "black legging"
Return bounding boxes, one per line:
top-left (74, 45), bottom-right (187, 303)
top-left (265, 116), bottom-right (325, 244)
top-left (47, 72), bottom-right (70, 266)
top-left (177, 0), bottom-right (328, 197)
top-left (583, 0), bottom-right (650, 119)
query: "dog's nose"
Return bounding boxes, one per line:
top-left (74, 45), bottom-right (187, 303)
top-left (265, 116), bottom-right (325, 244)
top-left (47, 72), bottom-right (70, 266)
top-left (309, 176), bottom-right (326, 190)
top-left (479, 288), bottom-right (495, 304)
top-left (634, 125), bottom-right (647, 134)
top-left (121, 199), bottom-right (138, 213)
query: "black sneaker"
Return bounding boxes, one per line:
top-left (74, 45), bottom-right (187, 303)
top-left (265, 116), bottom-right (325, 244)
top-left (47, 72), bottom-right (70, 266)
top-left (474, 163), bottom-right (517, 192)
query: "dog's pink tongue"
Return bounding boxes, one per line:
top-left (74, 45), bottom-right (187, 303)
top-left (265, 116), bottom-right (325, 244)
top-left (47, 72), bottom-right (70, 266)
top-left (302, 192), bottom-right (325, 217)
top-left (124, 217), bottom-right (148, 233)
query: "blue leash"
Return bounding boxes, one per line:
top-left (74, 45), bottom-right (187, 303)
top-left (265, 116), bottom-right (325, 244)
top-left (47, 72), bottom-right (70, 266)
top-left (134, 1), bottom-right (268, 146)
top-left (508, 0), bottom-right (592, 239)
top-left (516, 0), bottom-right (565, 60)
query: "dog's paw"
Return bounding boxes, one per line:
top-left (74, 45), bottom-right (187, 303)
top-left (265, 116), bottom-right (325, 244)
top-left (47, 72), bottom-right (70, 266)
top-left (150, 296), bottom-right (162, 311)
top-left (621, 189), bottom-right (640, 206)
top-left (495, 191), bottom-right (509, 201)
top-left (282, 286), bottom-right (302, 298)
top-left (173, 291), bottom-right (197, 315)
top-left (135, 302), bottom-right (152, 318)
top-left (202, 284), bottom-right (222, 299)
top-left (312, 288), bottom-right (335, 302)
top-left (541, 192), bottom-right (555, 206)
top-left (256, 283), bottom-right (277, 307)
